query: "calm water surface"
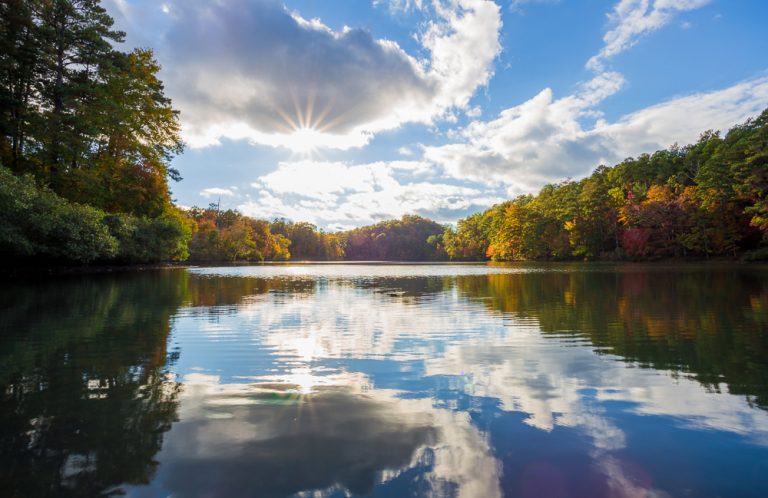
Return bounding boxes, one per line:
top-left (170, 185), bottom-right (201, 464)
top-left (2, 263), bottom-right (768, 497)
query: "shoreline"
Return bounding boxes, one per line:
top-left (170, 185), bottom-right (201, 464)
top-left (0, 262), bottom-right (191, 280)
top-left (2, 257), bottom-right (765, 280)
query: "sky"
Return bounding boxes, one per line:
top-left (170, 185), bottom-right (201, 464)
top-left (103, 0), bottom-right (768, 230)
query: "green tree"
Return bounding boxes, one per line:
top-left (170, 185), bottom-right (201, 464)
top-left (220, 218), bottom-right (257, 261)
top-left (35, 0), bottom-right (125, 185)
top-left (0, 0), bottom-right (41, 172)
top-left (729, 110), bottom-right (768, 236)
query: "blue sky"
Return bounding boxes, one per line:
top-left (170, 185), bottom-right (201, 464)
top-left (103, 0), bottom-right (768, 230)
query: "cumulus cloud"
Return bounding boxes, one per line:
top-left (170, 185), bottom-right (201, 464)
top-left (114, 0), bottom-right (501, 150)
top-left (423, 72), bottom-right (627, 192)
top-left (240, 160), bottom-right (504, 228)
top-left (424, 76), bottom-right (768, 194)
top-left (420, 0), bottom-right (502, 112)
top-left (417, 0), bottom-right (764, 197)
top-left (587, 0), bottom-right (711, 71)
top-left (161, 0), bottom-right (428, 149)
top-left (595, 76), bottom-right (768, 153)
top-left (200, 187), bottom-right (235, 198)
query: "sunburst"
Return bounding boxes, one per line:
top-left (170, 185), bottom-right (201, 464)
top-left (270, 89), bottom-right (340, 157)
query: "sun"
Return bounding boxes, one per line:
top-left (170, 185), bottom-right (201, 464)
top-left (288, 126), bottom-right (328, 154)
top-left (270, 89), bottom-right (345, 156)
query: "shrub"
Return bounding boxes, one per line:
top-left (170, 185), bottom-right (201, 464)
top-left (105, 210), bottom-right (192, 263)
top-left (0, 167), bottom-right (118, 263)
top-left (1, 166), bottom-right (191, 264)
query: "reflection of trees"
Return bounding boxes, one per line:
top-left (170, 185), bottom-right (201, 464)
top-left (184, 275), bottom-right (316, 308)
top-left (457, 266), bottom-right (768, 408)
top-left (350, 276), bottom-right (452, 299)
top-left (0, 271), bottom-right (186, 497)
top-left (181, 274), bottom-right (456, 312)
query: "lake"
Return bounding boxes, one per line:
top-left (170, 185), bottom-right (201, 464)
top-left (2, 263), bottom-right (768, 497)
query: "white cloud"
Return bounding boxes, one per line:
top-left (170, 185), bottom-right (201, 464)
top-left (587, 0), bottom-right (711, 71)
top-left (595, 76), bottom-right (768, 153)
top-left (423, 72), bottom-right (625, 191)
top-left (240, 160), bottom-right (504, 227)
top-left (116, 0), bottom-right (501, 151)
top-left (162, 0), bottom-right (432, 150)
top-left (253, 161), bottom-right (399, 203)
top-left (466, 105), bottom-right (483, 118)
top-left (200, 187), bottom-right (235, 198)
top-left (418, 0), bottom-right (763, 197)
top-left (424, 76), bottom-right (768, 193)
top-left (420, 0), bottom-right (502, 115)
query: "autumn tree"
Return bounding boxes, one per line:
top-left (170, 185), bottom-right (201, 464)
top-left (0, 0), bottom-right (188, 264)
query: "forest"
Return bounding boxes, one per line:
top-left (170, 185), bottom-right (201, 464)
top-left (1, 1), bottom-right (767, 265)
top-left (444, 111), bottom-right (768, 261)
top-left (184, 207), bottom-right (444, 262)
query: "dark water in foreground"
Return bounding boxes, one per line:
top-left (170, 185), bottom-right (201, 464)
top-left (2, 264), bottom-right (768, 498)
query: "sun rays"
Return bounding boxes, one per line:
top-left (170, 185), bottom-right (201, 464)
top-left (273, 90), bottom-right (369, 159)
top-left (270, 89), bottom-right (343, 158)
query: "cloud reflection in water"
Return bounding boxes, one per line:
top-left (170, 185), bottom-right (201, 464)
top-left (125, 372), bottom-right (501, 498)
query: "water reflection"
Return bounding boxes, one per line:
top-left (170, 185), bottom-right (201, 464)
top-left (126, 373), bottom-right (500, 498)
top-left (456, 266), bottom-right (768, 408)
top-left (0, 272), bottom-right (185, 497)
top-left (2, 265), bottom-right (768, 497)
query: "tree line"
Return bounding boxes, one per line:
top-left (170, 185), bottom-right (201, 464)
top-left (184, 207), bottom-right (445, 262)
top-left (443, 109), bottom-right (768, 261)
